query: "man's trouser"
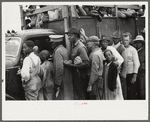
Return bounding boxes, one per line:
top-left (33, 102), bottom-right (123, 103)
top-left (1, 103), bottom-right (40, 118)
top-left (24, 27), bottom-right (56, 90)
top-left (22, 75), bottom-right (42, 100)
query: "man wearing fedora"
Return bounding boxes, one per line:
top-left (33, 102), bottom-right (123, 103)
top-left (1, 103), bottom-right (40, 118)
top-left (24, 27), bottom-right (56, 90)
top-left (100, 34), bottom-right (124, 67)
top-left (111, 30), bottom-right (125, 55)
top-left (111, 30), bottom-right (127, 99)
top-left (133, 35), bottom-right (145, 99)
top-left (86, 36), bottom-right (104, 100)
top-left (65, 28), bottom-right (90, 100)
top-left (49, 35), bottom-right (73, 100)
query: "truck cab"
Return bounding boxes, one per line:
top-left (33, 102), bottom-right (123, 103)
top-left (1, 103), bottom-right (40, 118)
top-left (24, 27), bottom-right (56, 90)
top-left (5, 29), bottom-right (58, 100)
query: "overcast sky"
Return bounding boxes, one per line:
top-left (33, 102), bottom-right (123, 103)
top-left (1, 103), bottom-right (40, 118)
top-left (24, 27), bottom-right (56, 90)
top-left (2, 3), bottom-right (21, 33)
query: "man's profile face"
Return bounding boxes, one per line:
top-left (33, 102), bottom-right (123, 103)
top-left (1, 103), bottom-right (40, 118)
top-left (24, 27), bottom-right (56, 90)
top-left (113, 38), bottom-right (120, 45)
top-left (87, 41), bottom-right (94, 50)
top-left (68, 33), bottom-right (76, 43)
top-left (51, 42), bottom-right (57, 49)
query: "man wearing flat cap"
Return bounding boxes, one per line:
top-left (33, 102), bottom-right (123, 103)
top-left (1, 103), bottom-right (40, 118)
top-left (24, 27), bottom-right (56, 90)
top-left (86, 36), bottom-right (104, 100)
top-left (65, 28), bottom-right (90, 100)
top-left (133, 35), bottom-right (145, 99)
top-left (49, 35), bottom-right (73, 100)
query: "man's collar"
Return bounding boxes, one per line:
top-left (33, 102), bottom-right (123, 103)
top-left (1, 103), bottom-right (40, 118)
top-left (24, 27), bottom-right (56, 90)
top-left (114, 42), bottom-right (121, 49)
top-left (105, 61), bottom-right (112, 66)
top-left (74, 39), bottom-right (80, 46)
top-left (53, 44), bottom-right (63, 53)
top-left (91, 47), bottom-right (99, 53)
top-left (100, 47), bottom-right (107, 52)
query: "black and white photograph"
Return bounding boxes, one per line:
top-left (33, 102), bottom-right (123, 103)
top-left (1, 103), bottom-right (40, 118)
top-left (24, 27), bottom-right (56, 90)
top-left (2, 1), bottom-right (149, 121)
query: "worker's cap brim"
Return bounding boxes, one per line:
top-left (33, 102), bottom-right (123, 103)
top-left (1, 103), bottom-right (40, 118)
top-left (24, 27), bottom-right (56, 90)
top-left (49, 35), bottom-right (64, 42)
top-left (87, 36), bottom-right (100, 42)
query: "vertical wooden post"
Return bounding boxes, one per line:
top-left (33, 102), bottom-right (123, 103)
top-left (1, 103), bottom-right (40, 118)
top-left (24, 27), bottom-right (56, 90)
top-left (19, 5), bottom-right (25, 30)
top-left (115, 5), bottom-right (118, 17)
top-left (70, 5), bottom-right (77, 17)
top-left (62, 5), bottom-right (71, 53)
top-left (115, 5), bottom-right (119, 32)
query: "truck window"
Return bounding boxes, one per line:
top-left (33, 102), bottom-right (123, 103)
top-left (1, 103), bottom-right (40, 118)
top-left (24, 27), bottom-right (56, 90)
top-left (5, 37), bottom-right (21, 57)
top-left (26, 36), bottom-right (53, 54)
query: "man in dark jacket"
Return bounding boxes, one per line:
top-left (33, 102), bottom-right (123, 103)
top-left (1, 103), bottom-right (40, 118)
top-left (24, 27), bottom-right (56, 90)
top-left (65, 28), bottom-right (90, 100)
top-left (132, 35), bottom-right (145, 99)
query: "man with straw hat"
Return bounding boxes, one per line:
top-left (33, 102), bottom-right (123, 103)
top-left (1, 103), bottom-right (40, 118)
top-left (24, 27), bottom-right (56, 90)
top-left (132, 35), bottom-right (145, 99)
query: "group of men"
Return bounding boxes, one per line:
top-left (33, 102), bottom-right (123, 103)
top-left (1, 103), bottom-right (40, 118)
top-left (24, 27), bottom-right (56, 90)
top-left (20, 27), bottom-right (145, 100)
top-left (46, 27), bottom-right (145, 100)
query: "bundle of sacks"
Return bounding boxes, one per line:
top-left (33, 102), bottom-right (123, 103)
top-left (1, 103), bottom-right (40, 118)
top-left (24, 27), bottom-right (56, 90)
top-left (111, 6), bottom-right (145, 18)
top-left (76, 5), bottom-right (103, 22)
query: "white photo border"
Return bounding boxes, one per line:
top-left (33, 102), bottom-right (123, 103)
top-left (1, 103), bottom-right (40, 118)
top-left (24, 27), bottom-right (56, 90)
top-left (2, 1), bottom-right (149, 120)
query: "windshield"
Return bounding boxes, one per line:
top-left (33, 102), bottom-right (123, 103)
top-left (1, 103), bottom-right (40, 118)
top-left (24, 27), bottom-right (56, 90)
top-left (5, 37), bottom-right (21, 57)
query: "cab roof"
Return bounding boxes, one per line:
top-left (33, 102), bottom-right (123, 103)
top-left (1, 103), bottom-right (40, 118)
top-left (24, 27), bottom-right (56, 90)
top-left (6, 29), bottom-right (58, 40)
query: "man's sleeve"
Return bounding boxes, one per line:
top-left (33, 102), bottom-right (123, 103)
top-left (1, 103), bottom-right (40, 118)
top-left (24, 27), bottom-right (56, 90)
top-left (77, 47), bottom-right (90, 68)
top-left (120, 50), bottom-right (127, 78)
top-left (30, 15), bottom-right (37, 27)
top-left (54, 51), bottom-right (64, 86)
top-left (21, 57), bottom-right (31, 82)
top-left (133, 48), bottom-right (140, 73)
top-left (89, 54), bottom-right (103, 86)
top-left (78, 47), bottom-right (89, 61)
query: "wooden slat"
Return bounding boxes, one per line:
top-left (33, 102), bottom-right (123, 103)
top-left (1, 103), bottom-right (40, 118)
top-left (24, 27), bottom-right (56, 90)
top-left (97, 5), bottom-right (115, 8)
top-left (25, 5), bottom-right (62, 16)
top-left (24, 5), bottom-right (142, 17)
top-left (84, 5), bottom-right (115, 7)
top-left (117, 5), bottom-right (142, 9)
top-left (81, 5), bottom-right (142, 9)
top-left (19, 5), bottom-right (26, 30)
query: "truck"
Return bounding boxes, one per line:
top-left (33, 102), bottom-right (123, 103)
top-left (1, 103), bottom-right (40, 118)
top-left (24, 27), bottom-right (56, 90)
top-left (5, 5), bottom-right (145, 100)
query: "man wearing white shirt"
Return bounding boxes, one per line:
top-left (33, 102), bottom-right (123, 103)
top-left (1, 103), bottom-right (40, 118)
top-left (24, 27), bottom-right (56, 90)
top-left (121, 32), bottom-right (140, 99)
top-left (21, 41), bottom-right (42, 100)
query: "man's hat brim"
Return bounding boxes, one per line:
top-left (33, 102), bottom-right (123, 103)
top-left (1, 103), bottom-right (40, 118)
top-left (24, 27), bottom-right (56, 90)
top-left (100, 39), bottom-right (110, 42)
top-left (110, 35), bottom-right (121, 38)
top-left (49, 35), bottom-right (64, 42)
top-left (132, 39), bottom-right (145, 42)
top-left (65, 31), bottom-right (79, 35)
